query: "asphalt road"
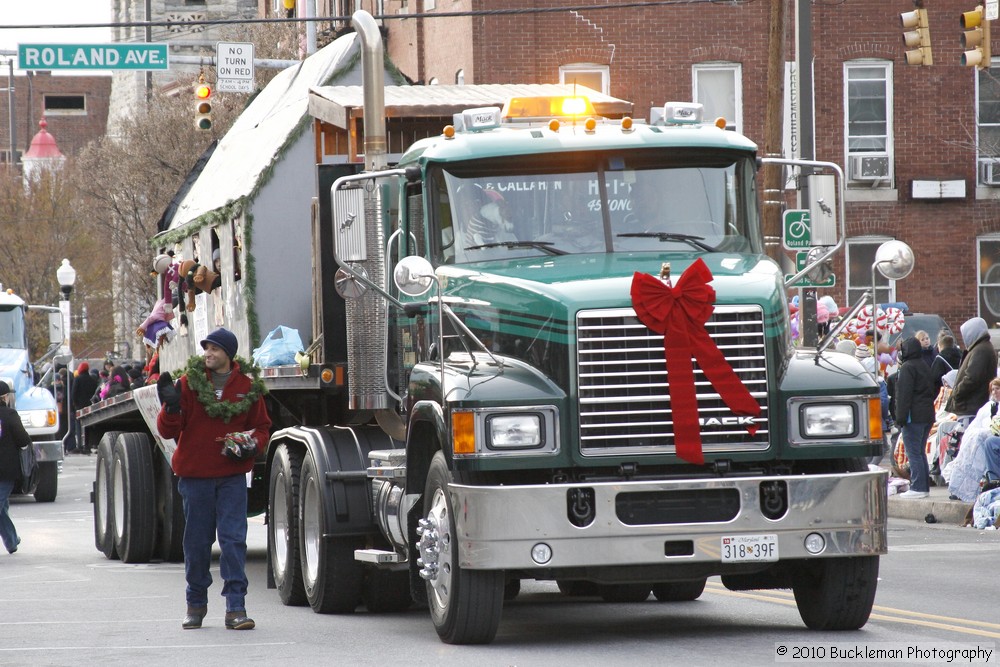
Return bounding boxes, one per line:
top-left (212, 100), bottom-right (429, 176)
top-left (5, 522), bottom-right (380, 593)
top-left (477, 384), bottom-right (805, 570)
top-left (3, 455), bottom-right (999, 667)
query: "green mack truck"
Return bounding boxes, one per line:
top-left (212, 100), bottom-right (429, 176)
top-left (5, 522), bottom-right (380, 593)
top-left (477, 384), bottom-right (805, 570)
top-left (80, 10), bottom-right (886, 646)
top-left (308, 11), bottom-right (886, 645)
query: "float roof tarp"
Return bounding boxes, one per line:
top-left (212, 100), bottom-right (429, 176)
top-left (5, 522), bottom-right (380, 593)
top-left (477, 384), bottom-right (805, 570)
top-left (161, 32), bottom-right (365, 234)
top-left (308, 83), bottom-right (634, 128)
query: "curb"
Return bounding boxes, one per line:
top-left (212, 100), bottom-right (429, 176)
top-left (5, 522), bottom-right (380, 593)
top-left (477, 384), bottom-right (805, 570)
top-left (886, 491), bottom-right (971, 526)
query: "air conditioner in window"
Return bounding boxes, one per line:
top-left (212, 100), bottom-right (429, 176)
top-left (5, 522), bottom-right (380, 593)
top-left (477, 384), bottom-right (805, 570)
top-left (849, 155), bottom-right (891, 181)
top-left (981, 161), bottom-right (1000, 186)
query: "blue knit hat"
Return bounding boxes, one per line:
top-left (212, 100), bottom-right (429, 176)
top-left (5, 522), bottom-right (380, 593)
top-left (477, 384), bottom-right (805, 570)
top-left (200, 328), bottom-right (238, 361)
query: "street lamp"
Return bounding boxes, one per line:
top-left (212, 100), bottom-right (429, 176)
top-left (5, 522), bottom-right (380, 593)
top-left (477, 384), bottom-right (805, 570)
top-left (56, 258), bottom-right (76, 354)
top-left (55, 258), bottom-right (77, 454)
top-left (870, 240), bottom-right (915, 381)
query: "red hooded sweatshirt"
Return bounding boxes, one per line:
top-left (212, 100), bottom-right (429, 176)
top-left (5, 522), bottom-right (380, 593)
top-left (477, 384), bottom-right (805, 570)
top-left (157, 361), bottom-right (271, 478)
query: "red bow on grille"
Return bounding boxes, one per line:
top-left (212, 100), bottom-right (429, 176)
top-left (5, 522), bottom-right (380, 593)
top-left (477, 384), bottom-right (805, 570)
top-left (630, 258), bottom-right (761, 464)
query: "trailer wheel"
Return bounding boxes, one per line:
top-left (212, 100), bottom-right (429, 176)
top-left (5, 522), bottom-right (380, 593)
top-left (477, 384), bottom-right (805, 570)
top-left (155, 452), bottom-right (184, 563)
top-left (598, 584), bottom-right (651, 603)
top-left (651, 578), bottom-right (706, 602)
top-left (793, 556), bottom-right (879, 630)
top-left (420, 451), bottom-right (503, 644)
top-left (269, 444), bottom-right (307, 606)
top-left (93, 431), bottom-right (121, 560)
top-left (33, 462), bottom-right (58, 503)
top-left (299, 450), bottom-right (363, 613)
top-left (363, 569), bottom-right (413, 613)
top-left (112, 433), bottom-right (156, 564)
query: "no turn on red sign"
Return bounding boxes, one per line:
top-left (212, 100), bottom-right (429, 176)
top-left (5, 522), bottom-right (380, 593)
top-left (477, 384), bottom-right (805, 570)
top-left (216, 42), bottom-right (254, 93)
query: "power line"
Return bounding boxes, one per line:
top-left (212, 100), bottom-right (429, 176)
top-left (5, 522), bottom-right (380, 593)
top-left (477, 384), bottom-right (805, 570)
top-left (0, 1), bottom-right (754, 33)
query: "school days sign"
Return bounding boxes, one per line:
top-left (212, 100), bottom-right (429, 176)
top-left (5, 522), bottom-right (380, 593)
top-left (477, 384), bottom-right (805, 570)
top-left (18, 44), bottom-right (170, 71)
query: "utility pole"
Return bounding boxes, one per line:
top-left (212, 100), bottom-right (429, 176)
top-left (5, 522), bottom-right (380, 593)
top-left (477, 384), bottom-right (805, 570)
top-left (796, 0), bottom-right (819, 348)
top-left (762, 0), bottom-right (786, 262)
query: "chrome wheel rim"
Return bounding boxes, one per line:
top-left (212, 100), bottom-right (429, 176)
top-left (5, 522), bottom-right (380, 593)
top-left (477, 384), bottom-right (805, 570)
top-left (417, 486), bottom-right (452, 612)
top-left (272, 470), bottom-right (289, 578)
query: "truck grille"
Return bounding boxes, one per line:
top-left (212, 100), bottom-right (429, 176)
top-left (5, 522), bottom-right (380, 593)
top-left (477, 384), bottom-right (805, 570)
top-left (577, 306), bottom-right (769, 456)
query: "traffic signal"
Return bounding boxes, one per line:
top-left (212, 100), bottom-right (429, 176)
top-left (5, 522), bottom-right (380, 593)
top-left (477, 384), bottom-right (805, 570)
top-left (194, 82), bottom-right (213, 131)
top-left (900, 7), bottom-right (932, 65)
top-left (961, 5), bottom-right (991, 68)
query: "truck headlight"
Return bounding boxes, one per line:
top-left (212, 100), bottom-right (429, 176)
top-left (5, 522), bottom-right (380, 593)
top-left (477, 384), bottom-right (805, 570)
top-left (488, 414), bottom-right (542, 449)
top-left (21, 409), bottom-right (57, 429)
top-left (800, 404), bottom-right (857, 438)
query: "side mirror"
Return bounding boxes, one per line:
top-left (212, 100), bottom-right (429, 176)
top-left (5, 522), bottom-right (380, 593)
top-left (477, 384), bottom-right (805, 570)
top-left (48, 311), bottom-right (63, 345)
top-left (393, 256), bottom-right (436, 297)
top-left (874, 240), bottom-right (915, 280)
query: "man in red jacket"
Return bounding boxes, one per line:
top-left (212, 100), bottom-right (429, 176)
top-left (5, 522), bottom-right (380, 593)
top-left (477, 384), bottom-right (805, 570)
top-left (156, 328), bottom-right (271, 631)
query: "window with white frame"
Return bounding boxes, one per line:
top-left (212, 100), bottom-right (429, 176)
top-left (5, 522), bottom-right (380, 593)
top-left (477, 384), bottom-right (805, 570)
top-left (844, 61), bottom-right (893, 185)
top-left (978, 236), bottom-right (1000, 323)
top-left (559, 64), bottom-right (609, 96)
top-left (692, 63), bottom-right (742, 133)
top-left (846, 237), bottom-right (896, 309)
top-left (977, 69), bottom-right (1000, 185)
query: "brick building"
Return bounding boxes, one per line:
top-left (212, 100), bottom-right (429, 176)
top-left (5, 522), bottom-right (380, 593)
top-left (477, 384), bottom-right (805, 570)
top-left (317, 0), bottom-right (997, 336)
top-left (0, 71), bottom-right (111, 162)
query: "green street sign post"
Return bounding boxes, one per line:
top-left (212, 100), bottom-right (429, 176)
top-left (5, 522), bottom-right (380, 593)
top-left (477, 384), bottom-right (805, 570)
top-left (782, 209), bottom-right (811, 250)
top-left (784, 250), bottom-right (835, 288)
top-left (18, 44), bottom-right (170, 71)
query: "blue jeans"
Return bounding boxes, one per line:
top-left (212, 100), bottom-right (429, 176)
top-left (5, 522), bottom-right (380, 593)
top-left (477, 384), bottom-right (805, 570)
top-left (0, 479), bottom-right (18, 553)
top-left (983, 435), bottom-right (1000, 480)
top-left (901, 422), bottom-right (932, 493)
top-left (178, 475), bottom-right (249, 612)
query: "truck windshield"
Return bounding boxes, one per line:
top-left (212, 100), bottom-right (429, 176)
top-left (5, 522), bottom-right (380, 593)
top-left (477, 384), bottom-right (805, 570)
top-left (431, 149), bottom-right (760, 263)
top-left (0, 306), bottom-right (27, 349)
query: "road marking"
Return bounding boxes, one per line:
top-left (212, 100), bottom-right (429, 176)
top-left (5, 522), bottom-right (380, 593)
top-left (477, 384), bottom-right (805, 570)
top-left (704, 582), bottom-right (1000, 639)
top-left (0, 642), bottom-right (295, 652)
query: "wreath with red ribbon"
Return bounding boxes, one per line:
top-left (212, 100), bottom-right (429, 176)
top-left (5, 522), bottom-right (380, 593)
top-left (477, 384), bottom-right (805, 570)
top-left (630, 258), bottom-right (761, 464)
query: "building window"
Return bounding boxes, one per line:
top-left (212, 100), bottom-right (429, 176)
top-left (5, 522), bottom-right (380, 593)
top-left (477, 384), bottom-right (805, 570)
top-left (692, 63), bottom-right (742, 133)
top-left (977, 69), bottom-right (1000, 185)
top-left (846, 237), bottom-right (896, 309)
top-left (978, 236), bottom-right (1000, 324)
top-left (425, 0), bottom-right (435, 9)
top-left (455, 68), bottom-right (464, 85)
top-left (844, 61), bottom-right (893, 186)
top-left (559, 64), bottom-right (609, 96)
top-left (43, 94), bottom-right (86, 116)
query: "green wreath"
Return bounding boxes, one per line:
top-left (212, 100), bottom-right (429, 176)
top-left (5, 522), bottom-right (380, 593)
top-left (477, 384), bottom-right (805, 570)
top-left (182, 355), bottom-right (268, 423)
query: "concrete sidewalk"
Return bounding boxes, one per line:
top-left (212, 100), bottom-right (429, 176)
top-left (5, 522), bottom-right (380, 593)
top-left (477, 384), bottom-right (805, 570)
top-left (886, 478), bottom-right (972, 526)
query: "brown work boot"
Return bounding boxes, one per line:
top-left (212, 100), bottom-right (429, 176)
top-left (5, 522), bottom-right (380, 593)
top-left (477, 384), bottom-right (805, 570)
top-left (225, 610), bottom-right (255, 630)
top-left (182, 605), bottom-right (207, 629)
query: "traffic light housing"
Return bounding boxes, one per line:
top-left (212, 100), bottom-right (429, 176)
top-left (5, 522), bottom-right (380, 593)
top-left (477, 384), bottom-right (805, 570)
top-left (961, 5), bottom-right (991, 68)
top-left (194, 83), bottom-right (213, 131)
top-left (901, 7), bottom-right (933, 65)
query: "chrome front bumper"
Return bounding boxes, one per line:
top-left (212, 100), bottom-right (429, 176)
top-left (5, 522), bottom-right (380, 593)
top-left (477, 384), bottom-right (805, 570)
top-left (33, 439), bottom-right (64, 463)
top-left (450, 470), bottom-right (887, 570)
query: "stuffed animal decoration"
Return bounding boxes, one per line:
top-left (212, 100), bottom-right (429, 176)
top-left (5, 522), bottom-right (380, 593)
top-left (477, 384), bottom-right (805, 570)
top-left (136, 297), bottom-right (176, 350)
top-left (179, 259), bottom-right (198, 312)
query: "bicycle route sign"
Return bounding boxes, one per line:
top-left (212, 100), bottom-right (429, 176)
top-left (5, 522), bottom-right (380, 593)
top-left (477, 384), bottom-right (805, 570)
top-left (782, 209), bottom-right (811, 250)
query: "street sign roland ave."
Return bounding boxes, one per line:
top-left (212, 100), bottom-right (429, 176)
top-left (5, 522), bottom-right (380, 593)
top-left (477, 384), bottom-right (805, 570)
top-left (18, 43), bottom-right (169, 71)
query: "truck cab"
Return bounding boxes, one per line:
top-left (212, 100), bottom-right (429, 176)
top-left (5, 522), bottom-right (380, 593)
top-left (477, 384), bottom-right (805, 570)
top-left (0, 289), bottom-right (63, 501)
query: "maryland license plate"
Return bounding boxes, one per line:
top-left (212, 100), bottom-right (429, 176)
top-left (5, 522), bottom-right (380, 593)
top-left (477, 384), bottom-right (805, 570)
top-left (721, 534), bottom-right (779, 562)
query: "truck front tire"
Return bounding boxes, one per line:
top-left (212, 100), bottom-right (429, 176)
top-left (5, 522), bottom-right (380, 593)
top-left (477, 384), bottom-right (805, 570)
top-left (420, 451), bottom-right (503, 644)
top-left (33, 461), bottom-right (58, 503)
top-left (793, 556), bottom-right (879, 631)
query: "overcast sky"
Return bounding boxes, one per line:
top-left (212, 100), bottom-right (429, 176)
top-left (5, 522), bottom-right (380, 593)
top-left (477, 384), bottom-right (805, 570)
top-left (0, 0), bottom-right (112, 55)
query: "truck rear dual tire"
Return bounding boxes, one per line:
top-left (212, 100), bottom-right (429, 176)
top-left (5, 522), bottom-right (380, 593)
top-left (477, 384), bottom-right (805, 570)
top-left (155, 452), bottom-right (185, 563)
top-left (111, 433), bottom-right (157, 564)
top-left (269, 444), bottom-right (307, 606)
top-left (299, 451), bottom-right (364, 613)
top-left (793, 556), bottom-right (879, 631)
top-left (93, 432), bottom-right (122, 559)
top-left (422, 451), bottom-right (504, 644)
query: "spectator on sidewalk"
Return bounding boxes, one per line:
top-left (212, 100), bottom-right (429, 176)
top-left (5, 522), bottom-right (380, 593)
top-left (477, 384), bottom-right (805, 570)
top-left (894, 336), bottom-right (937, 499)
top-left (945, 317), bottom-right (998, 427)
